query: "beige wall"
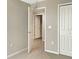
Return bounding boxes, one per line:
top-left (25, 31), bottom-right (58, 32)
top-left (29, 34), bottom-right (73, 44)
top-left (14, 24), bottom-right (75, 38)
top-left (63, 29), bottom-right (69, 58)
top-left (33, 0), bottom-right (72, 52)
top-left (34, 0), bottom-right (58, 52)
top-left (7, 0), bottom-right (28, 55)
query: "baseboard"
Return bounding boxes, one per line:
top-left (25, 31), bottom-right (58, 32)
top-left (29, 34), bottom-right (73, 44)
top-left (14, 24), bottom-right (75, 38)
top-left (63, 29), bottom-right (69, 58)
top-left (7, 48), bottom-right (27, 58)
top-left (60, 51), bottom-right (72, 57)
top-left (35, 37), bottom-right (41, 39)
top-left (45, 49), bottom-right (59, 55)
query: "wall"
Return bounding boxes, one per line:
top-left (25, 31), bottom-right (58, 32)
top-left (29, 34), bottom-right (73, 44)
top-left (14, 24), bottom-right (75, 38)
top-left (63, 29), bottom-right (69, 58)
top-left (7, 0), bottom-right (28, 55)
top-left (34, 0), bottom-right (58, 52)
top-left (33, 0), bottom-right (72, 52)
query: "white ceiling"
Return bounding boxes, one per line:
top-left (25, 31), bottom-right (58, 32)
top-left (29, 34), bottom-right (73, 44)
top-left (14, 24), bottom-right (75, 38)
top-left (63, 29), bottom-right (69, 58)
top-left (21, 0), bottom-right (72, 4)
top-left (21, 0), bottom-right (45, 4)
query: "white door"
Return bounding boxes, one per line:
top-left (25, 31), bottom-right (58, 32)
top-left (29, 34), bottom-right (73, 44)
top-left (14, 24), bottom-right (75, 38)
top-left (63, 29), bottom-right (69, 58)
top-left (28, 6), bottom-right (33, 53)
top-left (60, 5), bottom-right (72, 56)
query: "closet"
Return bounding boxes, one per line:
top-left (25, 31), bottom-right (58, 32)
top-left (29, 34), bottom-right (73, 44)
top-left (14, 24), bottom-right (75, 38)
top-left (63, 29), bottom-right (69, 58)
top-left (59, 3), bottom-right (72, 56)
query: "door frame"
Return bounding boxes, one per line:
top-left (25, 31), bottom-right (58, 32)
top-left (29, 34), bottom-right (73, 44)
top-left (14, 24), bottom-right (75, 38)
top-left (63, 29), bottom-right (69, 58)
top-left (58, 2), bottom-right (72, 56)
top-left (34, 13), bottom-right (44, 41)
top-left (34, 7), bottom-right (46, 51)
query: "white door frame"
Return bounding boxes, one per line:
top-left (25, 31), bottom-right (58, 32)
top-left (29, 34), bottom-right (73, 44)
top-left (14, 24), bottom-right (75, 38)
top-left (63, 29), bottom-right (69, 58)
top-left (58, 2), bottom-right (72, 56)
top-left (34, 7), bottom-right (46, 51)
top-left (34, 13), bottom-right (45, 41)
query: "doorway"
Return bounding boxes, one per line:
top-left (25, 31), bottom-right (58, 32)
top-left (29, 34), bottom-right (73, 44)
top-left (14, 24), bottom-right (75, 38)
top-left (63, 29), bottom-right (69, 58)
top-left (32, 15), bottom-right (43, 52)
top-left (34, 15), bottom-right (42, 40)
top-left (28, 7), bottom-right (46, 53)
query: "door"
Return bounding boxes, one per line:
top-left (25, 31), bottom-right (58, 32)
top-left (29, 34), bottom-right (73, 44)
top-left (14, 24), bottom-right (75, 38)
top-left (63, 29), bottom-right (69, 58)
top-left (60, 5), bottom-right (72, 56)
top-left (28, 6), bottom-right (33, 53)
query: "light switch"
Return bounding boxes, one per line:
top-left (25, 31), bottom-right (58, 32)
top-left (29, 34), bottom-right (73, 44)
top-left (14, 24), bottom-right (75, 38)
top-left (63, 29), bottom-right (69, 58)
top-left (48, 26), bottom-right (52, 29)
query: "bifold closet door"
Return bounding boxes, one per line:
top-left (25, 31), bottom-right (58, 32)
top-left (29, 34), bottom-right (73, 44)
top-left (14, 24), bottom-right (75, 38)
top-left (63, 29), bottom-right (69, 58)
top-left (60, 5), bottom-right (72, 56)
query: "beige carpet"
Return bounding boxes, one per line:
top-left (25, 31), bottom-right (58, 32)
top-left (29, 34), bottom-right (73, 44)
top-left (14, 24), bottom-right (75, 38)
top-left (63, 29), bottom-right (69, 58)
top-left (8, 39), bottom-right (72, 59)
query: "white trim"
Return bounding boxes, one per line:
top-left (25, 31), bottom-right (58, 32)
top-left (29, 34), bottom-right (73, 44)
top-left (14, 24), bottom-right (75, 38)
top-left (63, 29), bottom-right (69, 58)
top-left (45, 50), bottom-right (59, 54)
top-left (28, 6), bottom-right (30, 53)
top-left (7, 48), bottom-right (27, 58)
top-left (44, 7), bottom-right (46, 51)
top-left (34, 13), bottom-right (44, 16)
top-left (36, 7), bottom-right (46, 10)
top-left (57, 3), bottom-right (60, 54)
top-left (60, 51), bottom-right (72, 57)
top-left (59, 2), bottom-right (72, 7)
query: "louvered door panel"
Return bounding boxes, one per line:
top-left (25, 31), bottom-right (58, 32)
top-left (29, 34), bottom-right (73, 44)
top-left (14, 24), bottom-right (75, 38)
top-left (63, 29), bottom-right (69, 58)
top-left (60, 5), bottom-right (72, 56)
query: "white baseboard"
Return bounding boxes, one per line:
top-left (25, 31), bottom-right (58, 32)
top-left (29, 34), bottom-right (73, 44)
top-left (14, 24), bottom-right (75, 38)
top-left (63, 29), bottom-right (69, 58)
top-left (7, 48), bottom-right (27, 58)
top-left (45, 49), bottom-right (59, 55)
top-left (60, 51), bottom-right (72, 57)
